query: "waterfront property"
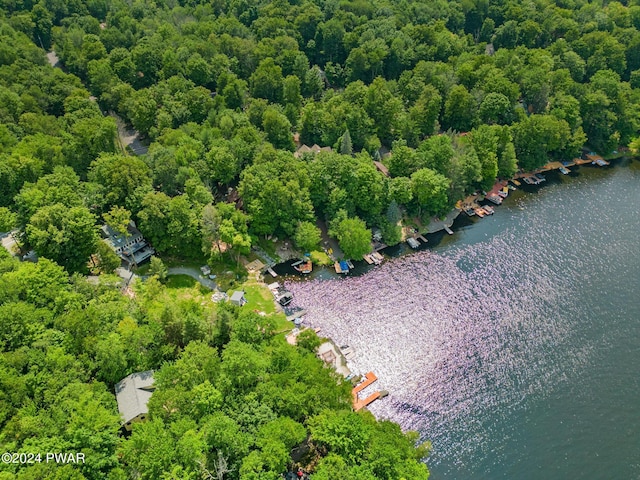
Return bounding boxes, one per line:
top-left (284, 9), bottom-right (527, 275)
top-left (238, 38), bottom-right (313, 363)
top-left (101, 221), bottom-right (154, 267)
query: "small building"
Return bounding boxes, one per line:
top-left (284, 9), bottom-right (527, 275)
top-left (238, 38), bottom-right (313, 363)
top-left (100, 221), bottom-right (154, 267)
top-left (115, 371), bottom-right (155, 432)
top-left (230, 290), bottom-right (247, 307)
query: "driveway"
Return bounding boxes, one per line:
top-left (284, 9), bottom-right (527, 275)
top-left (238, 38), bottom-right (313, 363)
top-left (168, 267), bottom-right (217, 290)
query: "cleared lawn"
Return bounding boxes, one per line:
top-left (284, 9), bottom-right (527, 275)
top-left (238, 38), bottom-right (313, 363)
top-left (166, 274), bottom-right (197, 289)
top-left (233, 280), bottom-right (290, 331)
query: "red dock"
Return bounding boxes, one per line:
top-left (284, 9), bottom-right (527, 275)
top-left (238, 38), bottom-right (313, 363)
top-left (352, 372), bottom-right (383, 411)
top-left (354, 391), bottom-right (381, 411)
top-left (352, 372), bottom-right (377, 394)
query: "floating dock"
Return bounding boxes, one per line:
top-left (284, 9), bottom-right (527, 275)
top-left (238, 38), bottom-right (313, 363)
top-left (444, 225), bottom-right (453, 235)
top-left (266, 267), bottom-right (277, 277)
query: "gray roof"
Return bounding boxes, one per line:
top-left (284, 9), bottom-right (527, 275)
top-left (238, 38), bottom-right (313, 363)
top-left (115, 370), bottom-right (155, 424)
top-left (230, 291), bottom-right (245, 301)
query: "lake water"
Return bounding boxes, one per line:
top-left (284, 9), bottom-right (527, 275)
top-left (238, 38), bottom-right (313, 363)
top-left (286, 158), bottom-right (640, 479)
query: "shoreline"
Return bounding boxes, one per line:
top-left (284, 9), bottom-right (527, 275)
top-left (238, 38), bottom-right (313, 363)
top-left (272, 155), bottom-right (634, 404)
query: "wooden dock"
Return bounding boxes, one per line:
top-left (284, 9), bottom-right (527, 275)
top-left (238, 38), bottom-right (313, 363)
top-left (354, 391), bottom-right (381, 411)
top-left (352, 372), bottom-right (378, 394)
top-left (443, 225), bottom-right (453, 235)
top-left (352, 372), bottom-right (384, 411)
top-left (416, 234), bottom-right (428, 243)
top-left (266, 267), bottom-right (277, 277)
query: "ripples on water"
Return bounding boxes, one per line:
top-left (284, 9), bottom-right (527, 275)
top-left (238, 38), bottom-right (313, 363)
top-left (286, 163), bottom-right (640, 478)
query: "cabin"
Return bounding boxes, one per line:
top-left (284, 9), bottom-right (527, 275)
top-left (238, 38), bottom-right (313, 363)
top-left (115, 371), bottom-right (155, 432)
top-left (230, 291), bottom-right (247, 307)
top-left (100, 221), bottom-right (154, 267)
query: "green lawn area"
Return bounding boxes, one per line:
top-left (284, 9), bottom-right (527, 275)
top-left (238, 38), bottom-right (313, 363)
top-left (235, 280), bottom-right (290, 331)
top-left (310, 250), bottom-right (332, 266)
top-left (166, 274), bottom-right (197, 289)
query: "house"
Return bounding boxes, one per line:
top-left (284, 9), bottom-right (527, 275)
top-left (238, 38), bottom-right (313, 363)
top-left (293, 144), bottom-right (332, 158)
top-left (100, 221), bottom-right (154, 267)
top-left (230, 290), bottom-right (247, 307)
top-left (115, 371), bottom-right (155, 431)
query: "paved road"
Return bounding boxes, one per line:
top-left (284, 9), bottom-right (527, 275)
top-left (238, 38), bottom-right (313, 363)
top-left (168, 267), bottom-right (217, 289)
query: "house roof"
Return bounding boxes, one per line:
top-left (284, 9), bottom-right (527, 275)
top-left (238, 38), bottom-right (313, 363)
top-left (100, 221), bottom-right (143, 248)
top-left (115, 370), bottom-right (155, 424)
top-left (294, 144), bottom-right (333, 158)
top-left (373, 161), bottom-right (389, 177)
top-left (230, 291), bottom-right (245, 301)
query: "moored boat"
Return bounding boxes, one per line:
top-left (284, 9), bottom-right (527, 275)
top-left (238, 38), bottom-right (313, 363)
top-left (487, 194), bottom-right (503, 205)
top-left (482, 205), bottom-right (494, 215)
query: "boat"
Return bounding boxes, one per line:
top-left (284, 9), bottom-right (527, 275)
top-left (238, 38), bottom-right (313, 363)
top-left (559, 166), bottom-right (570, 175)
top-left (474, 207), bottom-right (486, 217)
top-left (511, 179), bottom-right (521, 186)
top-left (534, 173), bottom-right (546, 181)
top-left (346, 259), bottom-right (354, 269)
top-left (370, 252), bottom-right (384, 264)
top-left (294, 260), bottom-right (312, 274)
top-left (406, 237), bottom-right (420, 249)
top-left (482, 205), bottom-right (495, 215)
top-left (507, 184), bottom-right (517, 191)
top-left (464, 207), bottom-right (476, 216)
top-left (487, 194), bottom-right (503, 205)
top-left (334, 260), bottom-right (350, 274)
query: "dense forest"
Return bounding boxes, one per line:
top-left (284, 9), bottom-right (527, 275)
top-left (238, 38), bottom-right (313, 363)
top-left (1, 0), bottom-right (640, 478)
top-left (1, 0), bottom-right (640, 266)
top-left (0, 247), bottom-right (430, 479)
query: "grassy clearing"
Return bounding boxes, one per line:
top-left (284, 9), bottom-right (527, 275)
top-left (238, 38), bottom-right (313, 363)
top-left (235, 280), bottom-right (290, 331)
top-left (166, 274), bottom-right (197, 289)
top-left (310, 250), bottom-right (332, 266)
